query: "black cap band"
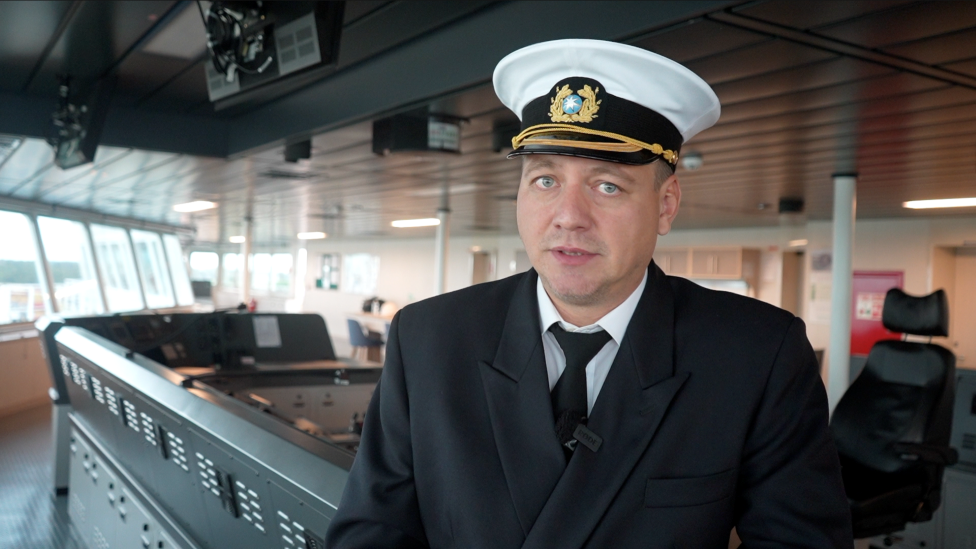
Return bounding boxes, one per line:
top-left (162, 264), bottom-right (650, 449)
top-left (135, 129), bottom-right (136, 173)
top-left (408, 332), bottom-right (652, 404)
top-left (509, 76), bottom-right (683, 167)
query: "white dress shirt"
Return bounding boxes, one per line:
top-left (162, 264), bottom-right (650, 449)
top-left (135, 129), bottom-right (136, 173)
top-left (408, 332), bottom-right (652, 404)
top-left (537, 271), bottom-right (647, 415)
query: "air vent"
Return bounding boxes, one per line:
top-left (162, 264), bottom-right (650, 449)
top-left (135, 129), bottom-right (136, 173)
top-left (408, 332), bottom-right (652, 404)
top-left (276, 12), bottom-right (321, 76)
top-left (963, 433), bottom-right (976, 450)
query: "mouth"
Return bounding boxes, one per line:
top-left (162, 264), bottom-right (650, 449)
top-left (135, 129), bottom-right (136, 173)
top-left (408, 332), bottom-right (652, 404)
top-left (550, 247), bottom-right (599, 265)
top-left (554, 248), bottom-right (590, 255)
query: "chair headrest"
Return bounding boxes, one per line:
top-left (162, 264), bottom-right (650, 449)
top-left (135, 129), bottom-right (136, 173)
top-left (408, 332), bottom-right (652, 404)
top-left (882, 288), bottom-right (949, 336)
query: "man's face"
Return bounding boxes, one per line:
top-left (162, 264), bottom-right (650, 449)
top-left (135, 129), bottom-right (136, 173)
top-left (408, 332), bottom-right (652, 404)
top-left (517, 155), bottom-right (680, 312)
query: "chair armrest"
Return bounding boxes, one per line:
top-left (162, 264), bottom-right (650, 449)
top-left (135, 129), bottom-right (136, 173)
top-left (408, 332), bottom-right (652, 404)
top-left (892, 442), bottom-right (959, 466)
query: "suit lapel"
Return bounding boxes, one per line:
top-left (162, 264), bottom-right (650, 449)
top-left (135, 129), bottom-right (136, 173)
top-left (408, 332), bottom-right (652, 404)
top-left (479, 269), bottom-right (567, 537)
top-left (522, 264), bottom-right (690, 549)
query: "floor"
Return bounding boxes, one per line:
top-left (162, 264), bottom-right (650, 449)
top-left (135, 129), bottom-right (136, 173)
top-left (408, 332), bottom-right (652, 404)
top-left (0, 404), bottom-right (87, 549)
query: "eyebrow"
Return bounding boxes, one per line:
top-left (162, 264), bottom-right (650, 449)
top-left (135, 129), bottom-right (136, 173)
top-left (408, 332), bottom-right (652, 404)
top-left (522, 158), bottom-right (557, 173)
top-left (521, 157), bottom-right (637, 183)
top-left (585, 164), bottom-right (636, 183)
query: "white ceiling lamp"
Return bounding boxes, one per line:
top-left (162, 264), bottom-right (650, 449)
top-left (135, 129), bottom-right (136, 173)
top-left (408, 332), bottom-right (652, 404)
top-left (679, 150), bottom-right (703, 171)
top-left (229, 235), bottom-right (246, 243)
top-left (297, 231), bottom-right (327, 240)
top-left (788, 239), bottom-right (808, 247)
top-left (391, 218), bottom-right (441, 228)
top-left (173, 200), bottom-right (217, 212)
top-left (903, 197), bottom-right (976, 209)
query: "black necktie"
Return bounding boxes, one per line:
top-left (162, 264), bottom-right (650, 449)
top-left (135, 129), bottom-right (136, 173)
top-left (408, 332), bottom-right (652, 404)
top-left (548, 324), bottom-right (612, 447)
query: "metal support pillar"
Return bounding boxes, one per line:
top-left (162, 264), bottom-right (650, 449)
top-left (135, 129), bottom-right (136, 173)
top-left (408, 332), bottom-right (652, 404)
top-left (434, 181), bottom-right (450, 295)
top-left (827, 173), bottom-right (857, 413)
top-left (241, 216), bottom-right (253, 304)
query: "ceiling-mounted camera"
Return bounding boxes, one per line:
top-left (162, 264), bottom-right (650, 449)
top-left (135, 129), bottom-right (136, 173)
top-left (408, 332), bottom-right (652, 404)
top-left (48, 74), bottom-right (117, 170)
top-left (203, 1), bottom-right (276, 83)
top-left (200, 1), bottom-right (344, 108)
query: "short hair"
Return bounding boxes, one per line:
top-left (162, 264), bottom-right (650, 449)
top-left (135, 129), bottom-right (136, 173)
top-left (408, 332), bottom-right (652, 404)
top-left (652, 160), bottom-right (674, 191)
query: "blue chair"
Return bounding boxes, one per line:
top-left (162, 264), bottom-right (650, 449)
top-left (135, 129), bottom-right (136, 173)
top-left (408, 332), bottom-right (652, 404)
top-left (347, 319), bottom-right (384, 362)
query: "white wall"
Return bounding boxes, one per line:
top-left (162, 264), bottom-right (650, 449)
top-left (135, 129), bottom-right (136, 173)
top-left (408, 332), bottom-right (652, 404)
top-left (292, 216), bottom-right (976, 366)
top-left (298, 234), bottom-right (526, 354)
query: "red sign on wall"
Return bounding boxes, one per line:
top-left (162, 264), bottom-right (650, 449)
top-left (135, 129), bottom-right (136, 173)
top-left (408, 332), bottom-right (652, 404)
top-left (851, 271), bottom-right (904, 356)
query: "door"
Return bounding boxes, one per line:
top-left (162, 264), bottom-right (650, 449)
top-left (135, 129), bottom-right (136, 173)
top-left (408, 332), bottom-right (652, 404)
top-left (471, 251), bottom-right (494, 285)
top-left (851, 271), bottom-right (903, 356)
top-left (953, 248), bottom-right (976, 368)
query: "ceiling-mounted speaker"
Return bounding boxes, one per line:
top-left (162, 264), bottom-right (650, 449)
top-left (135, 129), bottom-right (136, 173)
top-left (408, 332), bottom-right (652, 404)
top-left (284, 139), bottom-right (311, 162)
top-left (372, 108), bottom-right (464, 155)
top-left (778, 197), bottom-right (804, 214)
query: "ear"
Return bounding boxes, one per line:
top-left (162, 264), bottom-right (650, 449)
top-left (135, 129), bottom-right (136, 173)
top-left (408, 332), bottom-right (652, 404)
top-left (657, 174), bottom-right (681, 236)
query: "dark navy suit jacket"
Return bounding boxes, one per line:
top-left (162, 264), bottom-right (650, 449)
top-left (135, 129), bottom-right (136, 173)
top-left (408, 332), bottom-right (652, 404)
top-left (326, 264), bottom-right (853, 548)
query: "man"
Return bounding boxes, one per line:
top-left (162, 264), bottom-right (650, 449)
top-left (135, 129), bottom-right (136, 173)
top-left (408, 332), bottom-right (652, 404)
top-left (326, 39), bottom-right (853, 548)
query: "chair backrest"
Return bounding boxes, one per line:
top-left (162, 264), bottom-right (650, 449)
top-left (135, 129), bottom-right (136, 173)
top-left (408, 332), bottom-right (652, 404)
top-left (347, 318), bottom-right (370, 346)
top-left (831, 288), bottom-right (956, 473)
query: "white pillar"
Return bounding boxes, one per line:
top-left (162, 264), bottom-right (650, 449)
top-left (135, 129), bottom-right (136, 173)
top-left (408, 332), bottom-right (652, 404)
top-left (241, 216), bottom-right (253, 304)
top-left (827, 173), bottom-right (857, 413)
top-left (434, 207), bottom-right (450, 295)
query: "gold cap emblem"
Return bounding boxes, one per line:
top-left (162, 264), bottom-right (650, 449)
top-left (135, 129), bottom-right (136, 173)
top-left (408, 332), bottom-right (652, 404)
top-left (549, 84), bottom-right (601, 123)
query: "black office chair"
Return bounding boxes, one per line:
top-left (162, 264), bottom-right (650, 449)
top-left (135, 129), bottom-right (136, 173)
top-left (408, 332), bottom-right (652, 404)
top-left (830, 288), bottom-right (958, 539)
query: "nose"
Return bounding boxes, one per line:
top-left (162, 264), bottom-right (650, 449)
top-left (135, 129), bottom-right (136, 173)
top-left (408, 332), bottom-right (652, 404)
top-left (551, 179), bottom-right (593, 231)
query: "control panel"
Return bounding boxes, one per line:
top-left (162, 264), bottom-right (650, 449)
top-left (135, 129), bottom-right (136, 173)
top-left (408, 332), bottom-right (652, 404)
top-left (54, 324), bottom-right (373, 549)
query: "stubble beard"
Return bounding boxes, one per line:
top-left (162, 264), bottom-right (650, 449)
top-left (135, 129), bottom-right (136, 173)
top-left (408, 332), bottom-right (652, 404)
top-left (536, 235), bottom-right (612, 307)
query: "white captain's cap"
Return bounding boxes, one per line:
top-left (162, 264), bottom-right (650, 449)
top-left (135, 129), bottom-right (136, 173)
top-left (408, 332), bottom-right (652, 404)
top-left (493, 39), bottom-right (720, 168)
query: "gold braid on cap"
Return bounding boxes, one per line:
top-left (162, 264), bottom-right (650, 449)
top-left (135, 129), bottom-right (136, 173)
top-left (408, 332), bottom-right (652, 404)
top-left (511, 123), bottom-right (679, 164)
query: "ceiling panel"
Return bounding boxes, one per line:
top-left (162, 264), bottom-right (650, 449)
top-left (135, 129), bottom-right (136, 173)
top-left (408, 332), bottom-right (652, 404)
top-left (683, 38), bottom-right (836, 84)
top-left (942, 57), bottom-right (976, 77)
top-left (712, 57), bottom-right (895, 105)
top-left (630, 18), bottom-right (766, 63)
top-left (733, 0), bottom-right (918, 30)
top-left (815, 1), bottom-right (976, 49)
top-left (0, 0), bottom-right (74, 92)
top-left (25, 1), bottom-right (176, 97)
top-left (881, 28), bottom-right (976, 65)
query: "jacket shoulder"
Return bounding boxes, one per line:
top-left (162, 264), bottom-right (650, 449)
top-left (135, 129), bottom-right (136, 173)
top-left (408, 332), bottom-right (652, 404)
top-left (395, 273), bottom-right (526, 334)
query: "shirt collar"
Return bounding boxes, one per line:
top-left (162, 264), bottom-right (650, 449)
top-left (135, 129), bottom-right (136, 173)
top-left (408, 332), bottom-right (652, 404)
top-left (536, 270), bottom-right (648, 344)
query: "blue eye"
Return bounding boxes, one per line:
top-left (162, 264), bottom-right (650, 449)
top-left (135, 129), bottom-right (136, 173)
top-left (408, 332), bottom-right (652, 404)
top-left (535, 176), bottom-right (556, 188)
top-left (599, 182), bottom-right (619, 194)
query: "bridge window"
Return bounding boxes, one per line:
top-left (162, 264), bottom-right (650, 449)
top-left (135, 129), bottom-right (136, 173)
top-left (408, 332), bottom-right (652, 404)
top-left (37, 216), bottom-right (104, 316)
top-left (189, 252), bottom-right (219, 285)
top-left (162, 234), bottom-right (194, 307)
top-left (90, 224), bottom-right (144, 312)
top-left (0, 211), bottom-right (48, 324)
top-left (130, 229), bottom-right (175, 309)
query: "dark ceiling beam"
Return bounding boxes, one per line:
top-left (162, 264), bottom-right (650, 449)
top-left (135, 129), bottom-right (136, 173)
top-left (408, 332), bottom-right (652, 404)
top-left (225, 0), bottom-right (734, 156)
top-left (0, 91), bottom-right (228, 158)
top-left (707, 10), bottom-right (976, 91)
top-left (21, 0), bottom-right (83, 91)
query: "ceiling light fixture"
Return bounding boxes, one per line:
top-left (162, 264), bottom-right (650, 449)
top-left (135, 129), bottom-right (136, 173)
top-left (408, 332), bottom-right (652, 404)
top-left (297, 231), bottom-right (327, 240)
top-left (788, 239), bottom-right (808, 247)
top-left (229, 235), bottom-right (246, 243)
top-left (173, 200), bottom-right (217, 212)
top-left (903, 197), bottom-right (976, 209)
top-left (391, 218), bottom-right (441, 228)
